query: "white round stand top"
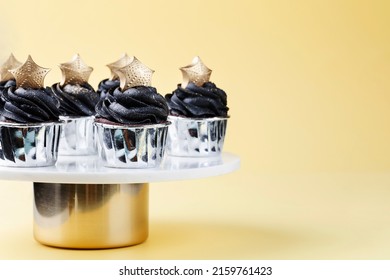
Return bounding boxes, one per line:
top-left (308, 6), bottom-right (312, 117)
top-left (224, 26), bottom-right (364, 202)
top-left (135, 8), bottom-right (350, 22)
top-left (0, 152), bottom-right (240, 184)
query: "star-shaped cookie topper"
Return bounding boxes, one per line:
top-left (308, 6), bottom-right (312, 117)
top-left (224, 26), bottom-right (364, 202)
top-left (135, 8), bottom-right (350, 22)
top-left (114, 57), bottom-right (154, 91)
top-left (59, 54), bottom-right (93, 86)
top-left (180, 56), bottom-right (212, 88)
top-left (106, 53), bottom-right (134, 80)
top-left (9, 55), bottom-right (50, 89)
top-left (0, 53), bottom-right (22, 82)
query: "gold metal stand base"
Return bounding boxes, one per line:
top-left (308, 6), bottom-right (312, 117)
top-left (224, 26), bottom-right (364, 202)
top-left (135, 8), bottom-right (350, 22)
top-left (33, 182), bottom-right (149, 249)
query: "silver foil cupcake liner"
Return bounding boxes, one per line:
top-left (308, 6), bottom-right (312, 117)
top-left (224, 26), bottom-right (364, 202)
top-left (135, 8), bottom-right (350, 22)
top-left (166, 116), bottom-right (228, 157)
top-left (95, 122), bottom-right (170, 168)
top-left (59, 116), bottom-right (97, 156)
top-left (0, 121), bottom-right (62, 167)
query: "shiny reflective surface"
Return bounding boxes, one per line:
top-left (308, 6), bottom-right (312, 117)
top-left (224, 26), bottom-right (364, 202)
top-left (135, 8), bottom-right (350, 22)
top-left (166, 116), bottom-right (227, 157)
top-left (0, 153), bottom-right (240, 183)
top-left (0, 122), bottom-right (62, 167)
top-left (33, 182), bottom-right (148, 249)
top-left (162, 154), bottom-right (223, 169)
top-left (59, 116), bottom-right (96, 156)
top-left (95, 122), bottom-right (170, 168)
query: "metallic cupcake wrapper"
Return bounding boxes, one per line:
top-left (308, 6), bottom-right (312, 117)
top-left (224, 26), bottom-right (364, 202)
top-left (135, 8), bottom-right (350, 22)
top-left (59, 116), bottom-right (97, 156)
top-left (95, 122), bottom-right (170, 168)
top-left (166, 116), bottom-right (228, 157)
top-left (0, 121), bottom-right (62, 167)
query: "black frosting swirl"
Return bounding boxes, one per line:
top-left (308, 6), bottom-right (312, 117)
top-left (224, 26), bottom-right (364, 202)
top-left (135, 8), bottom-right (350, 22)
top-left (0, 80), bottom-right (16, 113)
top-left (96, 86), bottom-right (169, 125)
top-left (165, 82), bottom-right (228, 118)
top-left (51, 83), bottom-right (99, 116)
top-left (97, 78), bottom-right (120, 98)
top-left (0, 86), bottom-right (60, 123)
top-left (0, 80), bottom-right (16, 93)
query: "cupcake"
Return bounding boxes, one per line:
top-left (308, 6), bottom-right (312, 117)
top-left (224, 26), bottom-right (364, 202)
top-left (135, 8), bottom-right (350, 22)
top-left (0, 55), bottom-right (62, 167)
top-left (95, 56), bottom-right (170, 168)
top-left (97, 53), bottom-right (133, 98)
top-left (51, 54), bottom-right (99, 155)
top-left (165, 56), bottom-right (229, 157)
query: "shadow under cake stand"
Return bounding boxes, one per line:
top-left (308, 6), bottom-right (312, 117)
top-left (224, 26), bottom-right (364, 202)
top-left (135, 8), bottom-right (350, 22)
top-left (0, 153), bottom-right (240, 249)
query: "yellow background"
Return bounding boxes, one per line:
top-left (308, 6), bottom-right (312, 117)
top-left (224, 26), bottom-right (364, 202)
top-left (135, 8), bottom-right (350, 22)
top-left (1, 0), bottom-right (390, 259)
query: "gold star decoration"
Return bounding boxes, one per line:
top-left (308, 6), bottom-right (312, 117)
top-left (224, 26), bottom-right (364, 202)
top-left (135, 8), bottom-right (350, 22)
top-left (59, 54), bottom-right (93, 86)
top-left (114, 57), bottom-right (154, 91)
top-left (106, 53), bottom-right (134, 80)
top-left (180, 56), bottom-right (212, 88)
top-left (9, 55), bottom-right (50, 89)
top-left (0, 53), bottom-right (22, 82)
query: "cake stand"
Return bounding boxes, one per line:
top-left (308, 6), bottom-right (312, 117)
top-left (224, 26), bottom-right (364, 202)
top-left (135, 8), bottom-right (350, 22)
top-left (0, 153), bottom-right (240, 249)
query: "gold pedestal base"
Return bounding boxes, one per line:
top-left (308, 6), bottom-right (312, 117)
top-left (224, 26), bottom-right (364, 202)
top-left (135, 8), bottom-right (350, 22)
top-left (33, 182), bottom-right (149, 249)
